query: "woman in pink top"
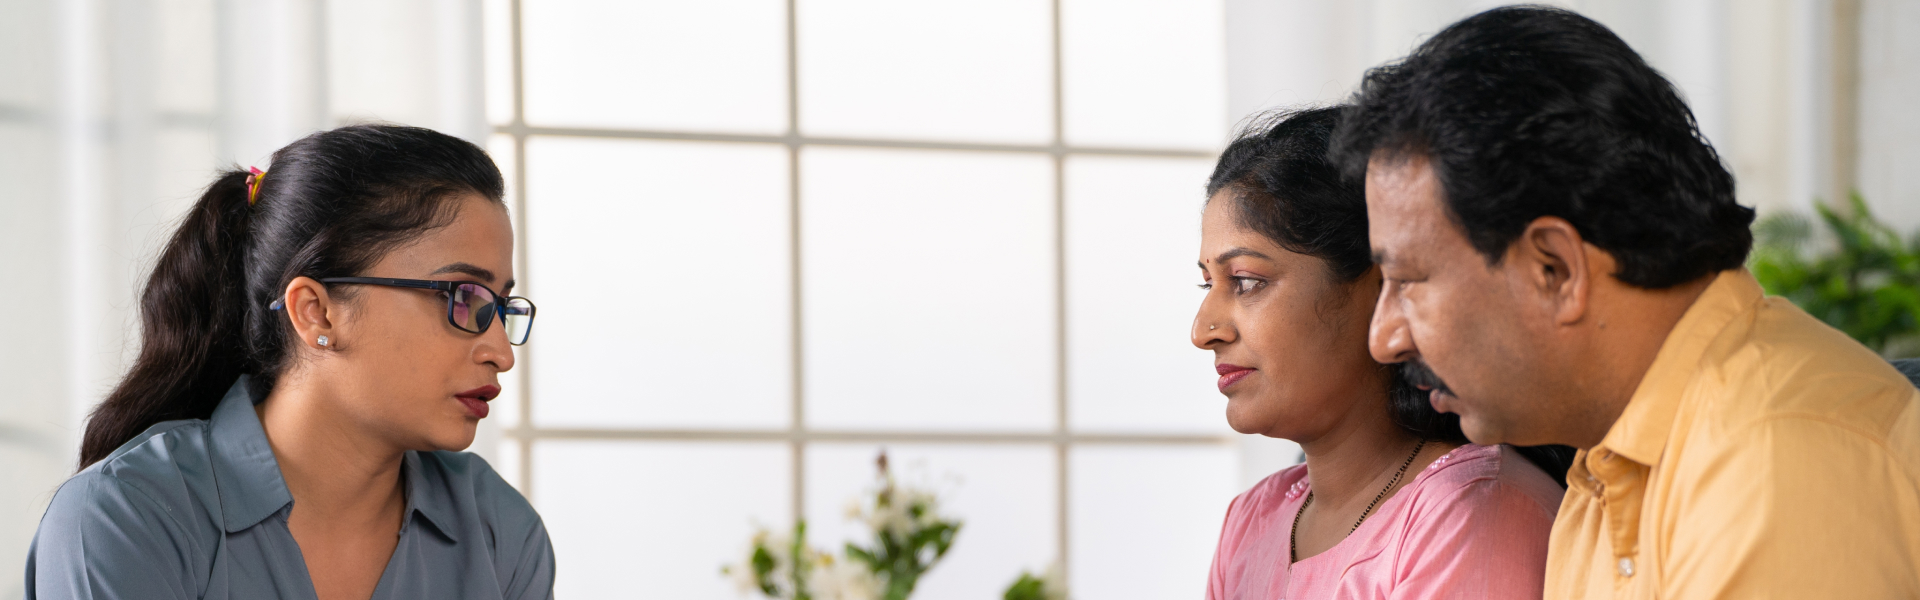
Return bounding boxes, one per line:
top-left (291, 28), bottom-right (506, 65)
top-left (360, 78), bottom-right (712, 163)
top-left (1193, 107), bottom-right (1574, 599)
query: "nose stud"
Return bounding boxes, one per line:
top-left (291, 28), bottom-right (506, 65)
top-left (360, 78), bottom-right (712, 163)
top-left (317, 335), bottom-right (329, 347)
top-left (1209, 325), bottom-right (1217, 330)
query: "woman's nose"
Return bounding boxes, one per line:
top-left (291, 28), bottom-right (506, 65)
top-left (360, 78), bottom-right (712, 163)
top-left (477, 324), bottom-right (518, 373)
top-left (1192, 296), bottom-right (1233, 349)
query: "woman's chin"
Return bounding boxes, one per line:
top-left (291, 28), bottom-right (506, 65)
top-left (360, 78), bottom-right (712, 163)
top-left (422, 423), bottom-right (480, 453)
top-left (1223, 399), bottom-right (1278, 435)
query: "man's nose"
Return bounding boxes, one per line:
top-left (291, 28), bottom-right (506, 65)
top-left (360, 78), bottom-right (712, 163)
top-left (1369, 285), bottom-right (1414, 364)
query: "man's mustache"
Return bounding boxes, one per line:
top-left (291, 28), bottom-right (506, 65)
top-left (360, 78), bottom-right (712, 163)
top-left (1400, 360), bottom-right (1454, 396)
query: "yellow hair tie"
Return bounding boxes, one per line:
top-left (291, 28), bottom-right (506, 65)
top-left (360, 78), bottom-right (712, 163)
top-left (245, 166), bottom-right (267, 206)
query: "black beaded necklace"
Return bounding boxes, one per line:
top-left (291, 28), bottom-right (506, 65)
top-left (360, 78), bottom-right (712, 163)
top-left (1289, 438), bottom-right (1428, 564)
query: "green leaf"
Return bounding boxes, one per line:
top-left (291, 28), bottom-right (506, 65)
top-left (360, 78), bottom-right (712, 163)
top-left (1753, 211), bottom-right (1812, 251)
top-left (845, 544), bottom-right (881, 570)
top-left (1003, 573), bottom-right (1048, 600)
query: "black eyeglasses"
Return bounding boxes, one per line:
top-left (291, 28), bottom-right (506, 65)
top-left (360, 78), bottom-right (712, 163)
top-left (276, 277), bottom-right (536, 345)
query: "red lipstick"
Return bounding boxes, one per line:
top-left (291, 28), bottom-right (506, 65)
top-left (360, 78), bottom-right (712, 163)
top-left (1215, 364), bottom-right (1255, 392)
top-left (455, 384), bottom-right (499, 419)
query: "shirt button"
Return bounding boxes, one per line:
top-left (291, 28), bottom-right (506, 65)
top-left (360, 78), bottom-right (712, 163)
top-left (1618, 558), bottom-right (1635, 577)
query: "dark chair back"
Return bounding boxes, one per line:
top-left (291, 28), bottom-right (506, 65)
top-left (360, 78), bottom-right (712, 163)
top-left (1894, 358), bottom-right (1920, 389)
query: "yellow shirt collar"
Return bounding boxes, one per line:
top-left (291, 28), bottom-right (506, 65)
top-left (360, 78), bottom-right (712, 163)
top-left (1598, 269), bottom-right (1765, 465)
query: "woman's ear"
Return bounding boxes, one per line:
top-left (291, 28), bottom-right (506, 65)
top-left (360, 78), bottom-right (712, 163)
top-left (282, 276), bottom-right (339, 351)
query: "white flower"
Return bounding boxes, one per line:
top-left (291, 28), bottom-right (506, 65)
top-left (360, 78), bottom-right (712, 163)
top-left (858, 485), bottom-right (906, 541)
top-left (808, 558), bottom-right (883, 600)
top-left (905, 489), bottom-right (942, 527)
top-left (724, 531), bottom-right (771, 596)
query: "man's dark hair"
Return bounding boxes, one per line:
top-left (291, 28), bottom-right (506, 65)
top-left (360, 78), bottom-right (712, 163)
top-left (1330, 5), bottom-right (1756, 288)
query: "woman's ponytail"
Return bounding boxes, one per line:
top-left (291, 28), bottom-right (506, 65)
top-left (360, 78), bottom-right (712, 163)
top-left (80, 170), bottom-right (258, 468)
top-left (75, 124), bottom-right (505, 470)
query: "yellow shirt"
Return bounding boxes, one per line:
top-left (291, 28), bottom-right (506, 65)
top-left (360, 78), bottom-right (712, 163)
top-left (1544, 269), bottom-right (1920, 599)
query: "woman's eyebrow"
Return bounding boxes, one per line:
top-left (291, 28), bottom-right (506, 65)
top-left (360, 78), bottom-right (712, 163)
top-left (1214, 247), bottom-right (1272, 263)
top-left (432, 262), bottom-right (497, 284)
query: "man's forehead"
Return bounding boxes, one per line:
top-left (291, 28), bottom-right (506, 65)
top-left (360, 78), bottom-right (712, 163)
top-left (1368, 159), bottom-right (1450, 231)
top-left (1366, 155), bottom-right (1438, 197)
top-left (1364, 155), bottom-right (1446, 267)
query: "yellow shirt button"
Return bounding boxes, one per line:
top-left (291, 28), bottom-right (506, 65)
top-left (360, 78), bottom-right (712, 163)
top-left (1618, 557), bottom-right (1635, 577)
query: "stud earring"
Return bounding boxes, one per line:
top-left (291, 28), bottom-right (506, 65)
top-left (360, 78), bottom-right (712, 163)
top-left (317, 335), bottom-right (329, 347)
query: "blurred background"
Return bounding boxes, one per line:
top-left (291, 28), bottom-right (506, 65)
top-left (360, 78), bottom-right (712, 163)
top-left (2, 0), bottom-right (1916, 598)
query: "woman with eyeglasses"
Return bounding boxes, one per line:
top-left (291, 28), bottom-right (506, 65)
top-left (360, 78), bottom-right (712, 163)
top-left (27, 125), bottom-right (549, 600)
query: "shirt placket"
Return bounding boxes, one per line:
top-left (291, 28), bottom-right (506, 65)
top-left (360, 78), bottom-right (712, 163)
top-left (1588, 448), bottom-right (1648, 595)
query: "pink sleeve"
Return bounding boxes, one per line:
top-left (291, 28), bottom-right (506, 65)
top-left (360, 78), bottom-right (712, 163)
top-left (1387, 477), bottom-right (1556, 600)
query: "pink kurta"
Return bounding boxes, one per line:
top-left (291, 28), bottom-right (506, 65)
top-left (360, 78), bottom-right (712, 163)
top-left (1207, 444), bottom-right (1562, 600)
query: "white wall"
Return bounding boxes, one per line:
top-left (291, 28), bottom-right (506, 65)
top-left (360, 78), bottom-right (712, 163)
top-left (0, 2), bottom-right (69, 593)
top-left (1857, 0), bottom-right (1920, 230)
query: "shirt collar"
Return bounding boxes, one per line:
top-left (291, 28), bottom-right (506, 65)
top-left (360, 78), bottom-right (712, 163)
top-left (401, 451), bottom-right (461, 544)
top-left (1598, 269), bottom-right (1764, 466)
top-left (207, 376), bottom-right (295, 533)
top-left (209, 377), bottom-right (463, 543)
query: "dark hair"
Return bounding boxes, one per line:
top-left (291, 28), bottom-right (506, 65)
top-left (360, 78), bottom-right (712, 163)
top-left (1209, 107), bottom-right (1575, 485)
top-left (1330, 5), bottom-right (1755, 289)
top-left (79, 124), bottom-right (505, 469)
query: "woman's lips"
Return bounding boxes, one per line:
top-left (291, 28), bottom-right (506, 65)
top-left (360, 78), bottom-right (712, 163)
top-left (1215, 364), bottom-right (1255, 392)
top-left (457, 397), bottom-right (490, 419)
top-left (455, 384), bottom-right (500, 419)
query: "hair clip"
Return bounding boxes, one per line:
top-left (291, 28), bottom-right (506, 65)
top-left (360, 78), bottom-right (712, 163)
top-left (245, 166), bottom-right (266, 206)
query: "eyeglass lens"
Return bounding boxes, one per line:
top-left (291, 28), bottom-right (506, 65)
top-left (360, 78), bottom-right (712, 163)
top-left (450, 283), bottom-right (533, 345)
top-left (450, 283), bottom-right (497, 334)
top-left (501, 298), bottom-right (534, 345)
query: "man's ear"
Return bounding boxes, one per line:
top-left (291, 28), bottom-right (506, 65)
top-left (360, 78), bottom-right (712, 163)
top-left (282, 276), bottom-right (338, 351)
top-left (1509, 216), bottom-right (1592, 326)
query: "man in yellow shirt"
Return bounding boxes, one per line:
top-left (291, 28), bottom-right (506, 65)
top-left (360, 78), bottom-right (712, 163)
top-left (1330, 6), bottom-right (1920, 598)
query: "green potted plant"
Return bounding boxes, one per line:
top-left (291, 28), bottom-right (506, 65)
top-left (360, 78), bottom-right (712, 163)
top-left (1749, 193), bottom-right (1920, 358)
top-left (725, 453), bottom-right (962, 600)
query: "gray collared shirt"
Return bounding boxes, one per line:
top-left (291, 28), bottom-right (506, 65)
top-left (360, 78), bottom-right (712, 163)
top-left (26, 377), bottom-right (554, 600)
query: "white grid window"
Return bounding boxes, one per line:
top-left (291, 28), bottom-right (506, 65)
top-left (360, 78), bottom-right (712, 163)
top-left (485, 1), bottom-right (1244, 597)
